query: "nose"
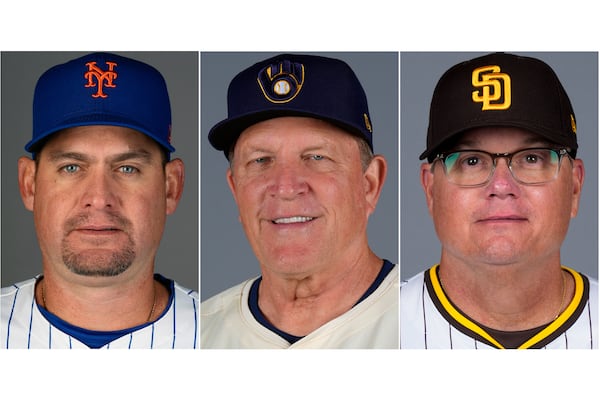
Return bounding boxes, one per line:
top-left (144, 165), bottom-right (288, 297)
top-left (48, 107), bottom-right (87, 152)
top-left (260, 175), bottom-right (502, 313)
top-left (81, 169), bottom-right (118, 209)
top-left (486, 157), bottom-right (521, 198)
top-left (267, 162), bottom-right (308, 200)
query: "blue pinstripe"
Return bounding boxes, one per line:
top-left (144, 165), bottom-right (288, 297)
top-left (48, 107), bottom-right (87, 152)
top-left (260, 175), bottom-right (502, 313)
top-left (5, 285), bottom-right (20, 349)
top-left (171, 290), bottom-right (176, 349)
top-left (191, 293), bottom-right (198, 348)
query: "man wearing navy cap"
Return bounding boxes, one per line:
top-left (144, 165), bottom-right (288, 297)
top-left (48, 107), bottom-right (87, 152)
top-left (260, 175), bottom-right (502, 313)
top-left (0, 52), bottom-right (198, 349)
top-left (400, 52), bottom-right (598, 349)
top-left (201, 53), bottom-right (399, 348)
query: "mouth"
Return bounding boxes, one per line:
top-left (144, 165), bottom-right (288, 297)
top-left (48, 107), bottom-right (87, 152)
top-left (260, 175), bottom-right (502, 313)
top-left (73, 226), bottom-right (123, 234)
top-left (271, 216), bottom-right (315, 225)
top-left (478, 215), bottom-right (527, 223)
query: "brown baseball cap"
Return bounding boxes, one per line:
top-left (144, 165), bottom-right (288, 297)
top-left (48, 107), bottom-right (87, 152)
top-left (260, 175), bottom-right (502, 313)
top-left (420, 52), bottom-right (578, 162)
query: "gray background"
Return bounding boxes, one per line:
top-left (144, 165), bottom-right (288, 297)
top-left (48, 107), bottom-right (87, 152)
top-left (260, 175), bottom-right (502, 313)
top-left (400, 52), bottom-right (598, 280)
top-left (201, 52), bottom-right (399, 301)
top-left (1, 51), bottom-right (199, 292)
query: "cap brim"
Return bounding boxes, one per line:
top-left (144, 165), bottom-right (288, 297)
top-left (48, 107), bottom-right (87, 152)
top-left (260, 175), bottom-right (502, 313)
top-left (25, 115), bottom-right (175, 155)
top-left (208, 109), bottom-right (369, 153)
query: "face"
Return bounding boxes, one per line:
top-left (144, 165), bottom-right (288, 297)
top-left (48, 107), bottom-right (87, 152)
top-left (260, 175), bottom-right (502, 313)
top-left (227, 116), bottom-right (386, 277)
top-left (18, 126), bottom-right (184, 281)
top-left (421, 127), bottom-right (584, 268)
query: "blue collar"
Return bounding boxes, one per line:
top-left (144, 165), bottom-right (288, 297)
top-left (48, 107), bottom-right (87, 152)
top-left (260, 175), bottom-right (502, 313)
top-left (248, 259), bottom-right (394, 344)
top-left (37, 274), bottom-right (173, 348)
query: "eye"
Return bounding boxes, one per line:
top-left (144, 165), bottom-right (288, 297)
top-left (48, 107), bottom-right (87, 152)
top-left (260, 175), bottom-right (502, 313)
top-left (524, 153), bottom-right (541, 164)
top-left (119, 165), bottom-right (139, 174)
top-left (514, 149), bottom-right (556, 169)
top-left (464, 156), bottom-right (480, 166)
top-left (444, 151), bottom-right (489, 172)
top-left (62, 164), bottom-right (80, 174)
top-left (306, 154), bottom-right (326, 161)
top-left (253, 156), bottom-right (272, 164)
top-left (458, 152), bottom-right (489, 169)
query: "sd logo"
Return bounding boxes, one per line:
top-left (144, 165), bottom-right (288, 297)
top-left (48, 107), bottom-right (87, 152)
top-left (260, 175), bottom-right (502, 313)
top-left (471, 65), bottom-right (511, 110)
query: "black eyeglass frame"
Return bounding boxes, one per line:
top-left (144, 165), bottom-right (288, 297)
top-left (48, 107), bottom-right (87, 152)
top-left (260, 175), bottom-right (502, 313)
top-left (433, 147), bottom-right (571, 187)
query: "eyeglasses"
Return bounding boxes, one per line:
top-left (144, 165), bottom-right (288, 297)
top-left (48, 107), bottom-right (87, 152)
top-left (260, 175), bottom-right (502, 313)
top-left (434, 148), bottom-right (570, 187)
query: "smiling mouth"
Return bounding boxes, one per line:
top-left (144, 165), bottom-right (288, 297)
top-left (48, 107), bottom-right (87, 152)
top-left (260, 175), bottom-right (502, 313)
top-left (272, 216), bottom-right (315, 224)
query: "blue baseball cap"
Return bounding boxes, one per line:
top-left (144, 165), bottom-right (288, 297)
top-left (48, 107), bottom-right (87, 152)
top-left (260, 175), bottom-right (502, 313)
top-left (208, 53), bottom-right (374, 157)
top-left (27, 52), bottom-right (174, 157)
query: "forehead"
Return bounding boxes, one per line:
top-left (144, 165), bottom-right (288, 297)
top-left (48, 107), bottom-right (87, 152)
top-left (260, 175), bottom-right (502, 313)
top-left (39, 125), bottom-right (163, 154)
top-left (234, 116), bottom-right (357, 149)
top-left (453, 126), bottom-right (553, 148)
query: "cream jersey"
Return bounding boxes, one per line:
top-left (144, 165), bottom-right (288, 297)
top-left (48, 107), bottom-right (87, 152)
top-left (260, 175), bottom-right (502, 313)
top-left (1, 275), bottom-right (199, 349)
top-left (201, 263), bottom-right (399, 349)
top-left (400, 265), bottom-right (598, 349)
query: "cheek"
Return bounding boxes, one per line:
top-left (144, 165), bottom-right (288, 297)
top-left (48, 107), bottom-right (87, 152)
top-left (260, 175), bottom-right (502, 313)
top-left (430, 185), bottom-right (472, 236)
top-left (131, 187), bottom-right (167, 228)
top-left (233, 181), bottom-right (264, 223)
top-left (33, 185), bottom-right (71, 230)
top-left (327, 174), bottom-right (370, 222)
top-left (533, 185), bottom-right (573, 231)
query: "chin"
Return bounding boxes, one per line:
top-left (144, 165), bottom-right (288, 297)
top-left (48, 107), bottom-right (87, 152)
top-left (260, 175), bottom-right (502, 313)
top-left (63, 249), bottom-right (135, 277)
top-left (265, 250), bottom-right (322, 275)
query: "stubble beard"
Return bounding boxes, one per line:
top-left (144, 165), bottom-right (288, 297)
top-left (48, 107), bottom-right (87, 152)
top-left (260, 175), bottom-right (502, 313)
top-left (62, 239), bottom-right (136, 277)
top-left (61, 213), bottom-right (137, 277)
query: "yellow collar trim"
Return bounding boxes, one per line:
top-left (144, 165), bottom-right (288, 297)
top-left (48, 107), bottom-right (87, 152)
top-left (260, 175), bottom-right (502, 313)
top-left (428, 265), bottom-right (584, 349)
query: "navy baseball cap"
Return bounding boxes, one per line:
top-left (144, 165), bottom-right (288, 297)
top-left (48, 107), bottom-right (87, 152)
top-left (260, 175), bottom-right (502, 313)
top-left (421, 52), bottom-right (578, 162)
top-left (208, 53), bottom-right (374, 157)
top-left (27, 52), bottom-right (175, 157)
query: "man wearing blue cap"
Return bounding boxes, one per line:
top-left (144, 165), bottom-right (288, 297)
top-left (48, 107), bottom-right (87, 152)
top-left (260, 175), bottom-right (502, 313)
top-left (0, 52), bottom-right (198, 349)
top-left (400, 52), bottom-right (598, 349)
top-left (201, 53), bottom-right (398, 348)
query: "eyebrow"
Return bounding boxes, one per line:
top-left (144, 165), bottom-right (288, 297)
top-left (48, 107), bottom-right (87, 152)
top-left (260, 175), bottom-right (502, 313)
top-left (241, 142), bottom-right (333, 154)
top-left (109, 149), bottom-right (155, 164)
top-left (456, 136), bottom-right (553, 149)
top-left (46, 149), bottom-right (155, 164)
top-left (47, 151), bottom-right (91, 163)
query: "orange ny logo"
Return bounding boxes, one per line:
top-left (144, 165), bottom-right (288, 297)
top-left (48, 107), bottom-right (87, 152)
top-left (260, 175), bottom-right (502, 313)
top-left (84, 61), bottom-right (118, 98)
top-left (471, 65), bottom-right (511, 110)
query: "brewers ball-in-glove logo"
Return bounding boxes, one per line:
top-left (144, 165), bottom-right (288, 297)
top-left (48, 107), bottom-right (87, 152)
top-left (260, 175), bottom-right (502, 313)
top-left (257, 59), bottom-right (305, 103)
top-left (471, 65), bottom-right (511, 110)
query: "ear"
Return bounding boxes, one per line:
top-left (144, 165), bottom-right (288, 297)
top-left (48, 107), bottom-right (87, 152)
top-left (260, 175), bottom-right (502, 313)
top-left (226, 167), bottom-right (236, 200)
top-left (420, 162), bottom-right (435, 216)
top-left (363, 155), bottom-right (387, 216)
top-left (569, 158), bottom-right (585, 218)
top-left (165, 158), bottom-right (185, 215)
top-left (225, 168), bottom-right (243, 223)
top-left (18, 156), bottom-right (36, 211)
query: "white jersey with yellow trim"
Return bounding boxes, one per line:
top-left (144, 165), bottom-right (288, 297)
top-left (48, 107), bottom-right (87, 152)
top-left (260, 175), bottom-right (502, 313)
top-left (1, 276), bottom-right (199, 349)
top-left (400, 265), bottom-right (598, 349)
top-left (201, 264), bottom-right (399, 349)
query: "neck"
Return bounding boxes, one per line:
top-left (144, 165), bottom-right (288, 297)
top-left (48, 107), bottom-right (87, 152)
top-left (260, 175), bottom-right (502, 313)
top-left (257, 251), bottom-right (383, 336)
top-left (437, 256), bottom-right (573, 331)
top-left (36, 272), bottom-right (167, 331)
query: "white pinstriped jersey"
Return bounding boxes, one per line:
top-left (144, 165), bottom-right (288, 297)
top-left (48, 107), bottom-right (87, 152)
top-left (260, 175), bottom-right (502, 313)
top-left (201, 264), bottom-right (399, 349)
top-left (400, 265), bottom-right (598, 349)
top-left (1, 276), bottom-right (199, 349)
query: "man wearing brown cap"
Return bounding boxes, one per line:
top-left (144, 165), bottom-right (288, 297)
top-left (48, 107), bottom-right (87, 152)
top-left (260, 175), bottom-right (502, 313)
top-left (201, 52), bottom-right (398, 349)
top-left (400, 52), bottom-right (598, 349)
